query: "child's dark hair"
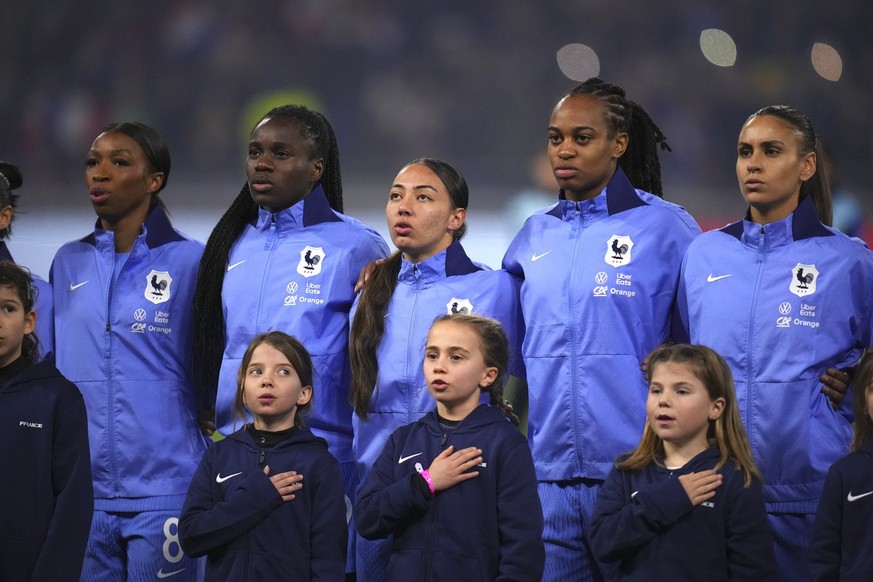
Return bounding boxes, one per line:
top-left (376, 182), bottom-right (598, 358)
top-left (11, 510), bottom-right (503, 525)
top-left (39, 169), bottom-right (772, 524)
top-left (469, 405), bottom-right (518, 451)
top-left (620, 344), bottom-right (761, 488)
top-left (850, 352), bottom-right (873, 452)
top-left (745, 105), bottom-right (832, 225)
top-left (192, 105), bottom-right (343, 422)
top-left (349, 158), bottom-right (469, 418)
top-left (562, 78), bottom-right (670, 197)
top-left (0, 161), bottom-right (23, 239)
top-left (0, 261), bottom-right (40, 363)
top-left (429, 313), bottom-right (518, 426)
top-left (234, 331), bottom-right (314, 430)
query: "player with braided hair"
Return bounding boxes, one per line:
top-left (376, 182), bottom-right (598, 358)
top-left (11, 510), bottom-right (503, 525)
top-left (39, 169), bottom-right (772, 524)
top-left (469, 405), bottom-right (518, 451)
top-left (502, 78), bottom-right (700, 580)
top-left (191, 104), bottom-right (388, 575)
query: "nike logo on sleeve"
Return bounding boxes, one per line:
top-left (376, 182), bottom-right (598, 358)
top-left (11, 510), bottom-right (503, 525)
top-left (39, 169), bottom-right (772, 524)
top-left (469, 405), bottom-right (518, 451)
top-left (847, 490), bottom-right (873, 502)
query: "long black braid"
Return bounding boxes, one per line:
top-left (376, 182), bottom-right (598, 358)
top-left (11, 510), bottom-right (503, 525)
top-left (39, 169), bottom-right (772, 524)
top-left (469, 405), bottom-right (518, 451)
top-left (566, 78), bottom-right (671, 197)
top-left (192, 105), bottom-right (344, 423)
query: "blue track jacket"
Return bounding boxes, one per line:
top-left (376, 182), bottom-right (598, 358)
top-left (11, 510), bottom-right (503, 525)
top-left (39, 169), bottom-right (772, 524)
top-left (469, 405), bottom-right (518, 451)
top-left (503, 168), bottom-right (700, 481)
top-left (590, 447), bottom-right (776, 581)
top-left (677, 196), bottom-right (873, 511)
top-left (0, 358), bottom-right (93, 582)
top-left (810, 440), bottom-right (873, 581)
top-left (354, 405), bottom-right (544, 582)
top-left (50, 204), bottom-right (210, 501)
top-left (179, 427), bottom-right (347, 581)
top-left (215, 186), bottom-right (388, 463)
top-left (351, 239), bottom-right (524, 477)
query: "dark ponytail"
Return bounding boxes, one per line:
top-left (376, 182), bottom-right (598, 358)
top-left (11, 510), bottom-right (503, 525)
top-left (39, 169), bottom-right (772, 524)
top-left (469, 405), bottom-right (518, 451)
top-left (349, 157), bottom-right (471, 417)
top-left (349, 252), bottom-right (403, 417)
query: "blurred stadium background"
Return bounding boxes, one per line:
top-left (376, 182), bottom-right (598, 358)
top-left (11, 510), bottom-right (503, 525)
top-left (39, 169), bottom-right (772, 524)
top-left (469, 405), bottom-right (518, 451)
top-left (1, 0), bottom-right (870, 275)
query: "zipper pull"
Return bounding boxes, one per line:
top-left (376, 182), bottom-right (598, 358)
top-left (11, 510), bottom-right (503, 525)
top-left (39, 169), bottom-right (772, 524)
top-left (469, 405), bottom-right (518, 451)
top-left (258, 450), bottom-right (266, 466)
top-left (440, 433), bottom-right (448, 448)
top-left (757, 225), bottom-right (766, 262)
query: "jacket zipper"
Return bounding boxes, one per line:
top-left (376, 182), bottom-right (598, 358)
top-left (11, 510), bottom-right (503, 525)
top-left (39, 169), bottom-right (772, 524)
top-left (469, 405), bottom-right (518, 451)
top-left (106, 239), bottom-right (130, 488)
top-left (745, 225), bottom-right (767, 436)
top-left (406, 264), bottom-right (422, 424)
top-left (569, 202), bottom-right (584, 469)
top-left (245, 448), bottom-right (269, 578)
top-left (256, 215), bottom-right (279, 332)
top-left (423, 430), bottom-right (450, 580)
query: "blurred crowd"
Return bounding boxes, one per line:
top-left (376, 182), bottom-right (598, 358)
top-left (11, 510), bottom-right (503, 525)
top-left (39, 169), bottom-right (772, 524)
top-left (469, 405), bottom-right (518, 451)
top-left (1, 0), bottom-right (869, 229)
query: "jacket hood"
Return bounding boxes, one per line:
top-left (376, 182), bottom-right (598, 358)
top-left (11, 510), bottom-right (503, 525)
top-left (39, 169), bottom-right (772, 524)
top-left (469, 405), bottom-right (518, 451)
top-left (655, 445), bottom-right (721, 474)
top-left (226, 425), bottom-right (330, 451)
top-left (418, 404), bottom-right (514, 436)
top-left (0, 359), bottom-right (65, 393)
top-left (859, 439), bottom-right (873, 458)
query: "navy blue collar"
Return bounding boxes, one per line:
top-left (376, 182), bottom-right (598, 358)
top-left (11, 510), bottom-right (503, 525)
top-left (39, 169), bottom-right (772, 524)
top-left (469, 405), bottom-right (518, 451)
top-left (720, 195), bottom-right (833, 241)
top-left (0, 241), bottom-right (13, 262)
top-left (546, 167), bottom-right (646, 219)
top-left (82, 202), bottom-right (185, 248)
top-left (302, 185), bottom-right (342, 227)
top-left (445, 238), bottom-right (481, 277)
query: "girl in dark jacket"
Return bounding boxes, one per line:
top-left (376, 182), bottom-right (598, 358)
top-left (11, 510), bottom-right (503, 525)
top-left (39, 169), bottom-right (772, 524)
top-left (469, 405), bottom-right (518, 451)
top-left (590, 344), bottom-right (775, 581)
top-left (180, 331), bottom-right (347, 581)
top-left (0, 261), bottom-right (92, 581)
top-left (354, 314), bottom-right (543, 581)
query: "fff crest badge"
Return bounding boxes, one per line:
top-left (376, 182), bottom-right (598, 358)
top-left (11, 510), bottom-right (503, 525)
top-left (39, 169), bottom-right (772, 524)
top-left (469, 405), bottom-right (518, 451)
top-left (789, 263), bottom-right (818, 297)
top-left (447, 298), bottom-right (473, 315)
top-left (145, 270), bottom-right (172, 305)
top-left (604, 235), bottom-right (634, 267)
top-left (297, 246), bottom-right (325, 278)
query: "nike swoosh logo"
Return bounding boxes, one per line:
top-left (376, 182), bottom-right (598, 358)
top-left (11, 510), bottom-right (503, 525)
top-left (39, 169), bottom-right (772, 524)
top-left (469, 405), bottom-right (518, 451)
top-left (216, 471), bottom-right (243, 483)
top-left (531, 251), bottom-right (552, 262)
top-left (68, 281), bottom-right (89, 291)
top-left (848, 490), bottom-right (873, 502)
top-left (227, 260), bottom-right (246, 272)
top-left (157, 568), bottom-right (186, 579)
top-left (706, 274), bottom-right (732, 283)
top-left (398, 452), bottom-right (423, 464)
